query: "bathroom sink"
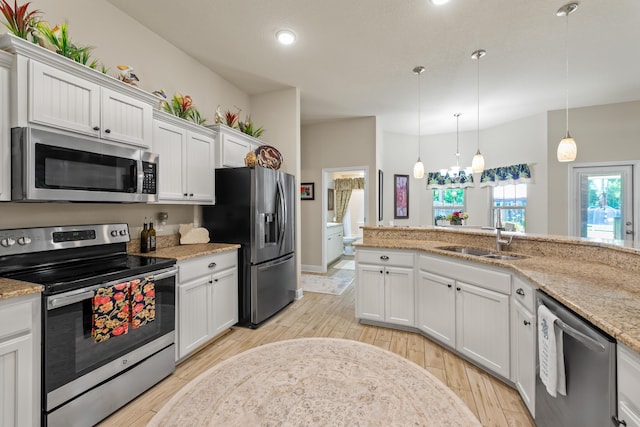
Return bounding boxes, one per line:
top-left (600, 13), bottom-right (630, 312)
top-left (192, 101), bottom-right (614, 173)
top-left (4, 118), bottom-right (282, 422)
top-left (436, 246), bottom-right (528, 261)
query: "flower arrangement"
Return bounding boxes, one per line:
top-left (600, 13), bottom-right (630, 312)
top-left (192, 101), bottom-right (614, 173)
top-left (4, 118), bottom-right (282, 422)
top-left (238, 115), bottom-right (265, 138)
top-left (446, 211), bottom-right (469, 225)
top-left (0, 0), bottom-right (40, 39)
top-left (160, 93), bottom-right (206, 125)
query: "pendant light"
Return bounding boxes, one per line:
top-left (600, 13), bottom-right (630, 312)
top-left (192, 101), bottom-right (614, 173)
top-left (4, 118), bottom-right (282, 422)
top-left (556, 2), bottom-right (579, 162)
top-left (471, 49), bottom-right (486, 173)
top-left (439, 113), bottom-right (472, 177)
top-left (412, 66), bottom-right (425, 179)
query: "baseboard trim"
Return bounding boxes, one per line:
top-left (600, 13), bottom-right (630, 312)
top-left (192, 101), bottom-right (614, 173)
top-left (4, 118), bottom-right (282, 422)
top-left (301, 264), bottom-right (323, 273)
top-left (294, 288), bottom-right (304, 300)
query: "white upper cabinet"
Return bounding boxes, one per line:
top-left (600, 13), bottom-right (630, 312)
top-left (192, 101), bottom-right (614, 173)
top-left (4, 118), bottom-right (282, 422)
top-left (0, 33), bottom-right (156, 149)
top-left (0, 51), bottom-right (11, 201)
top-left (208, 124), bottom-right (263, 169)
top-left (152, 111), bottom-right (215, 204)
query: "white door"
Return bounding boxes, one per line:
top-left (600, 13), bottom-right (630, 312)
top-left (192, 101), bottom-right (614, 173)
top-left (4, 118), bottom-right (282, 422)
top-left (416, 271), bottom-right (455, 346)
top-left (152, 120), bottom-right (186, 201)
top-left (177, 277), bottom-right (211, 359)
top-left (101, 87), bottom-right (152, 148)
top-left (355, 264), bottom-right (385, 321)
top-left (384, 266), bottom-right (415, 327)
top-left (456, 281), bottom-right (510, 378)
top-left (571, 164), bottom-right (634, 241)
top-left (513, 302), bottom-right (536, 417)
top-left (186, 131), bottom-right (214, 202)
top-left (0, 334), bottom-right (33, 427)
top-left (211, 268), bottom-right (239, 335)
top-left (220, 133), bottom-right (252, 168)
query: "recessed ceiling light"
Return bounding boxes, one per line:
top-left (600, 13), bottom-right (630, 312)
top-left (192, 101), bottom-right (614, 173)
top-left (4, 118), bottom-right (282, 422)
top-left (430, 0), bottom-right (450, 5)
top-left (276, 29), bottom-right (296, 46)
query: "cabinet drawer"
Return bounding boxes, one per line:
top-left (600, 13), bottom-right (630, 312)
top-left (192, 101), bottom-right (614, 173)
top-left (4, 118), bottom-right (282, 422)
top-left (420, 254), bottom-right (511, 295)
top-left (179, 250), bottom-right (237, 282)
top-left (357, 249), bottom-right (414, 268)
top-left (0, 297), bottom-right (33, 339)
top-left (619, 343), bottom-right (640, 415)
top-left (327, 226), bottom-right (343, 237)
top-left (512, 275), bottom-right (536, 312)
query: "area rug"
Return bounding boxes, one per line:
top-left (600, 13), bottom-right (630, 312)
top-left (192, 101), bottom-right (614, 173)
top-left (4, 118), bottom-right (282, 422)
top-left (299, 273), bottom-right (353, 295)
top-left (148, 338), bottom-right (481, 427)
top-left (333, 259), bottom-right (355, 270)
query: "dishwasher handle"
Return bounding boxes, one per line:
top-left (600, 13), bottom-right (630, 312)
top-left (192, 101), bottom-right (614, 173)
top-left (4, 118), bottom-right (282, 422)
top-left (555, 317), bottom-right (606, 353)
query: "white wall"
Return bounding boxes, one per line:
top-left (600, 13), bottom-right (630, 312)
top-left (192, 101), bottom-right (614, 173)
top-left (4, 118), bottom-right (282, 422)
top-left (301, 117), bottom-right (377, 269)
top-left (547, 100), bottom-right (640, 235)
top-left (382, 112), bottom-right (548, 233)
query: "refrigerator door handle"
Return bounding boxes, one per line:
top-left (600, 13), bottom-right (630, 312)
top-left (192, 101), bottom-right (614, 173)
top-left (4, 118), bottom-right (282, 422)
top-left (277, 178), bottom-right (286, 252)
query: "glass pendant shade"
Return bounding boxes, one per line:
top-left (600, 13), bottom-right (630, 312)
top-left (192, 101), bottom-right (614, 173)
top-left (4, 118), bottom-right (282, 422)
top-left (557, 134), bottom-right (577, 162)
top-left (472, 150), bottom-right (485, 173)
top-left (413, 158), bottom-right (425, 179)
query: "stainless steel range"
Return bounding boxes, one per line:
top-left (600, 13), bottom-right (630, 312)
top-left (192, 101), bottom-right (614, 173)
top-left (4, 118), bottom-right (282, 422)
top-left (0, 224), bottom-right (177, 427)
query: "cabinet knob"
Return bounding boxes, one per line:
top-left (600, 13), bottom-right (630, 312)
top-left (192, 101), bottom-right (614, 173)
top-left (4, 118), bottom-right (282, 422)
top-left (208, 262), bottom-right (217, 269)
top-left (524, 320), bottom-right (531, 326)
top-left (209, 280), bottom-right (213, 284)
top-left (379, 270), bottom-right (383, 274)
top-left (516, 288), bottom-right (525, 296)
top-left (456, 287), bottom-right (461, 291)
top-left (93, 126), bottom-right (100, 131)
top-left (189, 193), bottom-right (194, 197)
top-left (183, 193), bottom-right (188, 197)
top-left (104, 128), bottom-right (111, 134)
top-left (214, 279), bottom-right (218, 282)
top-left (447, 284), bottom-right (452, 288)
top-left (386, 271), bottom-right (389, 275)
top-left (380, 255), bottom-right (389, 261)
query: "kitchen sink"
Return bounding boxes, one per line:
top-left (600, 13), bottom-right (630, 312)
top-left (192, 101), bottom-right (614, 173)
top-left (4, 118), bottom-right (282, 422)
top-left (436, 246), bottom-right (528, 261)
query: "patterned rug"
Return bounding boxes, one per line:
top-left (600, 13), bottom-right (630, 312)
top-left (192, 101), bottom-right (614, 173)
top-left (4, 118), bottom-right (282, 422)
top-left (149, 338), bottom-right (481, 427)
top-left (300, 273), bottom-right (353, 295)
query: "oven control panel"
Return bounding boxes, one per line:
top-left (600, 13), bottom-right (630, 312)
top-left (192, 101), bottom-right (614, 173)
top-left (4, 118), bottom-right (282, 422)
top-left (0, 224), bottom-right (130, 255)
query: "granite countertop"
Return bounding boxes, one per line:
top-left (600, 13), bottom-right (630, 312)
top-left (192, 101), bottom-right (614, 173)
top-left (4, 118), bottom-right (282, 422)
top-left (0, 278), bottom-right (43, 301)
top-left (131, 242), bottom-right (240, 262)
top-left (355, 238), bottom-right (640, 353)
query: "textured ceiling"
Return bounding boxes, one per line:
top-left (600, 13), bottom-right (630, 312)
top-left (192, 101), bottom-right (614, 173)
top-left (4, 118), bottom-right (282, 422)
top-left (108, 0), bottom-right (640, 135)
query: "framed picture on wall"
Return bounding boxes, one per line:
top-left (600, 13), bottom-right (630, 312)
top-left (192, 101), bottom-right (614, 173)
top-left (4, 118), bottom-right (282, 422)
top-left (301, 182), bottom-right (315, 200)
top-left (378, 169), bottom-right (383, 221)
top-left (394, 174), bottom-right (409, 219)
top-left (327, 188), bottom-right (334, 210)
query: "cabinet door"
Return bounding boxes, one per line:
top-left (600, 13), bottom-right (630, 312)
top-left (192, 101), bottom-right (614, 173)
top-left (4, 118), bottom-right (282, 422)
top-left (356, 264), bottom-right (385, 322)
top-left (29, 60), bottom-right (100, 136)
top-left (177, 276), bottom-right (211, 360)
top-left (186, 131), bottom-right (214, 202)
top-left (513, 302), bottom-right (536, 417)
top-left (417, 271), bottom-right (455, 346)
top-left (0, 60), bottom-right (9, 201)
top-left (0, 334), bottom-right (33, 427)
top-left (456, 281), bottom-right (510, 378)
top-left (101, 87), bottom-right (152, 148)
top-left (619, 402), bottom-right (640, 427)
top-left (211, 268), bottom-right (239, 336)
top-left (384, 266), bottom-right (415, 327)
top-left (220, 133), bottom-right (252, 168)
top-left (153, 120), bottom-right (187, 201)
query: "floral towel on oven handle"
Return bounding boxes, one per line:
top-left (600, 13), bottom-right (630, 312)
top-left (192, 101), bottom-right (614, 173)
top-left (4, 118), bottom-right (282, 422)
top-left (92, 281), bottom-right (130, 343)
top-left (130, 277), bottom-right (156, 329)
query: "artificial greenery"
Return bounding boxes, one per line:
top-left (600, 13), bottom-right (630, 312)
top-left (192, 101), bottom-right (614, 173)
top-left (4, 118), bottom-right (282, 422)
top-left (0, 0), bottom-right (40, 39)
top-left (161, 93), bottom-right (207, 125)
top-left (238, 115), bottom-right (265, 138)
top-left (36, 21), bottom-right (98, 68)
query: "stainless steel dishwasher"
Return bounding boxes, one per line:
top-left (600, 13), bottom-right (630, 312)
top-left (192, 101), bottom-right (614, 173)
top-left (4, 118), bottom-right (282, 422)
top-left (535, 290), bottom-right (618, 427)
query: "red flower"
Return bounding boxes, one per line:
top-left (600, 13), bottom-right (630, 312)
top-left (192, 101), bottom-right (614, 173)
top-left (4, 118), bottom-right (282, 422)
top-left (112, 325), bottom-right (127, 336)
top-left (133, 303), bottom-right (144, 314)
top-left (114, 282), bottom-right (128, 291)
top-left (113, 292), bottom-right (125, 301)
top-left (93, 295), bottom-right (110, 306)
top-left (145, 289), bottom-right (155, 298)
top-left (135, 293), bottom-right (144, 302)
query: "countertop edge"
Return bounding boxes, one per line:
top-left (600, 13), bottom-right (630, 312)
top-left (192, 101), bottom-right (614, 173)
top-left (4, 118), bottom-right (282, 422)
top-left (0, 279), bottom-right (44, 301)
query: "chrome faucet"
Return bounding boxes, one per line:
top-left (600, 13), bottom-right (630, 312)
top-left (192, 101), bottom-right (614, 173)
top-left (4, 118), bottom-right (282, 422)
top-left (494, 207), bottom-right (513, 251)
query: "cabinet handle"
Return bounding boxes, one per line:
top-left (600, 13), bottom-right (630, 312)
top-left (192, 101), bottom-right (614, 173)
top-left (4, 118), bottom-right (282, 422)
top-left (208, 280), bottom-right (213, 284)
top-left (516, 288), bottom-right (525, 296)
top-left (523, 320), bottom-right (531, 326)
top-left (104, 128), bottom-right (111, 134)
top-left (456, 287), bottom-right (461, 291)
top-left (183, 193), bottom-right (188, 197)
top-left (379, 270), bottom-right (383, 274)
top-left (380, 255), bottom-right (389, 261)
top-left (93, 126), bottom-right (100, 131)
top-left (189, 193), bottom-right (194, 197)
top-left (208, 262), bottom-right (217, 269)
top-left (214, 279), bottom-right (218, 282)
top-left (447, 284), bottom-right (452, 288)
top-left (328, 237), bottom-right (331, 240)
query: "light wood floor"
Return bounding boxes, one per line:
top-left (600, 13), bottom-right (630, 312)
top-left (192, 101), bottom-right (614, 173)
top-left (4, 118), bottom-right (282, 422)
top-left (99, 264), bottom-right (535, 427)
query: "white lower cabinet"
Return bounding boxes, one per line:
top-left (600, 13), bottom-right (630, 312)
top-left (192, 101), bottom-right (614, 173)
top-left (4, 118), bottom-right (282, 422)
top-left (618, 343), bottom-right (640, 427)
top-left (417, 254), bottom-right (511, 379)
top-left (326, 224), bottom-right (344, 265)
top-left (0, 293), bottom-right (41, 427)
top-left (511, 276), bottom-right (536, 417)
top-left (176, 250), bottom-right (238, 361)
top-left (356, 248), bottom-right (415, 327)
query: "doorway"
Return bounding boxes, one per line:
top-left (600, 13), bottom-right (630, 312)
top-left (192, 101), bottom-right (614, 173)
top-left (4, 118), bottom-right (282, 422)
top-left (322, 167), bottom-right (369, 272)
top-left (569, 163), bottom-right (637, 241)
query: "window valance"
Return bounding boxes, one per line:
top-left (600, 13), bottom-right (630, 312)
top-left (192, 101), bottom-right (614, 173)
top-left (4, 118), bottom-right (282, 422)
top-left (479, 164), bottom-right (532, 187)
top-left (335, 178), bottom-right (364, 191)
top-left (426, 171), bottom-right (474, 190)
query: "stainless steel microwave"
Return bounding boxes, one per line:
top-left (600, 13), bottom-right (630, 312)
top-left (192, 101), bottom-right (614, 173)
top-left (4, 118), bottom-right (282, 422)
top-left (11, 127), bottom-right (158, 202)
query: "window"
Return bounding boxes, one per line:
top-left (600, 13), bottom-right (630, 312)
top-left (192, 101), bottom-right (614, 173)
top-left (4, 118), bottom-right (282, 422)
top-left (433, 188), bottom-right (465, 224)
top-left (492, 184), bottom-right (527, 232)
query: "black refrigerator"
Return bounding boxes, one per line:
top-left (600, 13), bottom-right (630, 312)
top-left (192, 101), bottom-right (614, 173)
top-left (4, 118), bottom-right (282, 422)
top-left (202, 166), bottom-right (296, 328)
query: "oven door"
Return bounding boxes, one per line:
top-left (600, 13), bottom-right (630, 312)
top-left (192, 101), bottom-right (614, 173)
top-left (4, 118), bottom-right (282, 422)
top-left (43, 267), bottom-right (176, 412)
top-left (11, 127), bottom-right (157, 202)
